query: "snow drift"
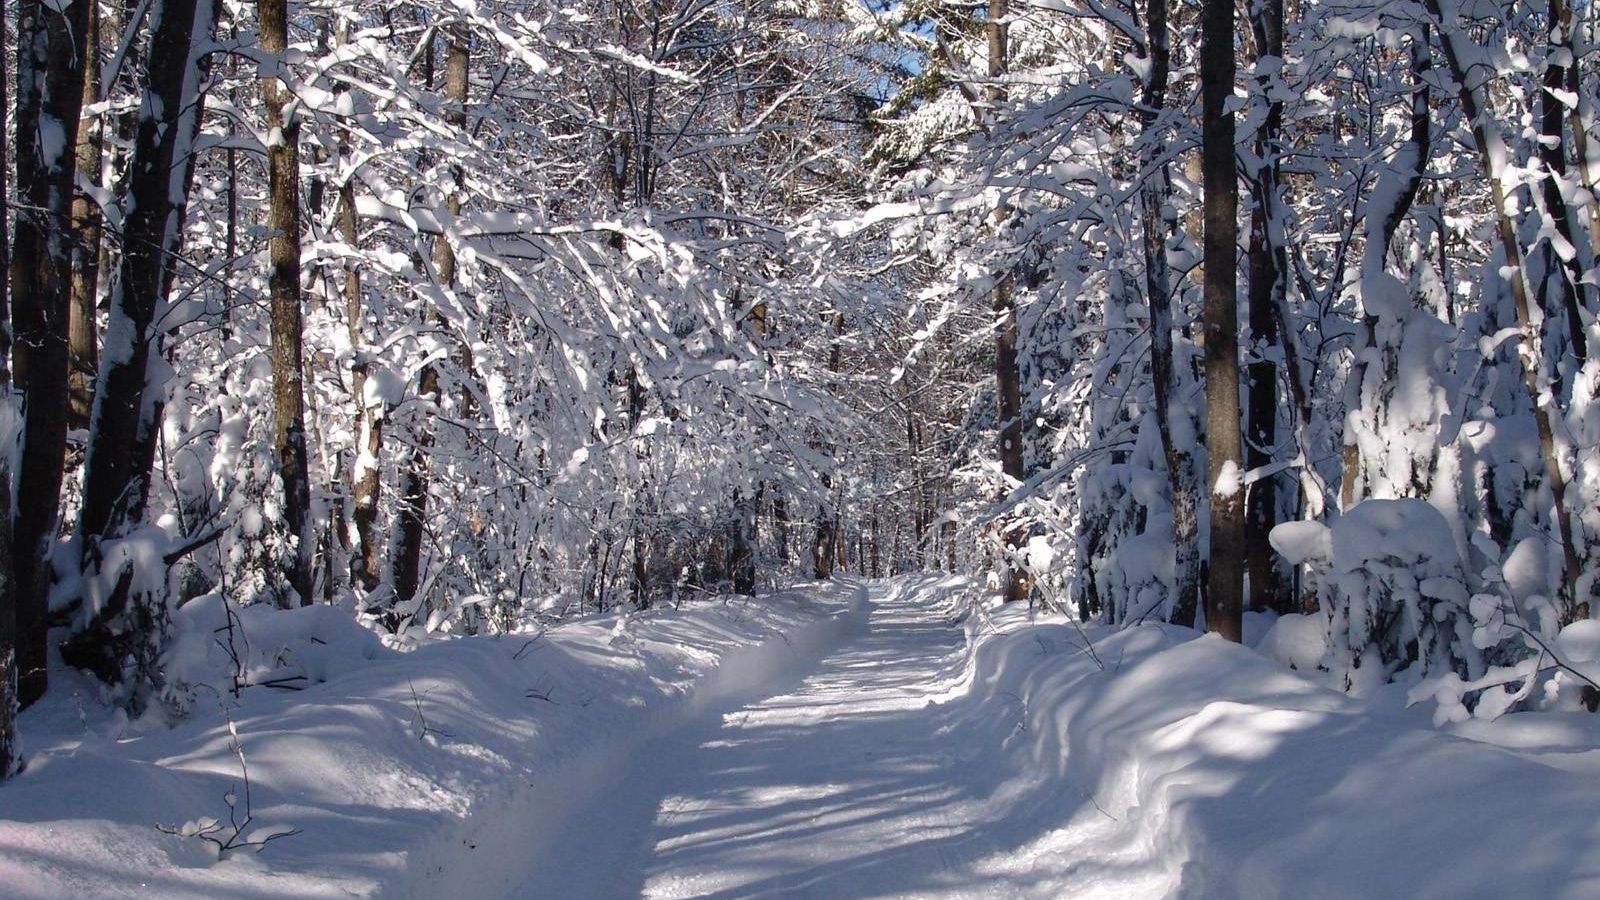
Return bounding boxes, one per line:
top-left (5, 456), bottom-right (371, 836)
top-left (0, 582), bottom-right (864, 900)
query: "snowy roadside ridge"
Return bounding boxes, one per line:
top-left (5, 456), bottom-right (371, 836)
top-left (0, 581), bottom-right (867, 900)
top-left (958, 600), bottom-right (1600, 900)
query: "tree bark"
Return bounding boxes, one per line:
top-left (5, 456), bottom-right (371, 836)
top-left (11, 0), bottom-right (93, 704)
top-left (812, 311), bottom-right (844, 579)
top-left (1201, 0), bottom-right (1244, 641)
top-left (68, 0), bottom-right (103, 430)
top-left (69, 0), bottom-right (218, 681)
top-left (334, 15), bottom-right (383, 594)
top-left (0, 470), bottom-right (14, 778)
top-left (392, 29), bottom-right (468, 621)
top-left (259, 0), bottom-right (314, 606)
top-left (989, 0), bottom-right (1029, 604)
top-left (1245, 0), bottom-right (1287, 613)
top-left (0, 4), bottom-right (17, 778)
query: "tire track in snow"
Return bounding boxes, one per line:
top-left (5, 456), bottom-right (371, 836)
top-left (507, 575), bottom-right (1171, 899)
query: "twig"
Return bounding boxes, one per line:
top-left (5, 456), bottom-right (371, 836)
top-left (512, 632), bottom-right (545, 660)
top-left (408, 679), bottom-right (454, 739)
top-left (156, 710), bottom-right (301, 855)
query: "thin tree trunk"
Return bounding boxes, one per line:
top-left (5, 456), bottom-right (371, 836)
top-left (259, 0), bottom-right (314, 606)
top-left (0, 4), bottom-right (17, 777)
top-left (730, 489), bottom-right (755, 594)
top-left (1428, 0), bottom-right (1585, 618)
top-left (989, 0), bottom-right (1029, 604)
top-left (773, 489), bottom-right (790, 565)
top-left (1566, 3), bottom-right (1600, 265)
top-left (1540, 0), bottom-right (1588, 365)
top-left (813, 311), bottom-right (843, 579)
top-left (68, 0), bottom-right (103, 430)
top-left (10, 0), bottom-right (93, 705)
top-left (0, 468), bottom-right (14, 778)
top-left (1245, 0), bottom-right (1286, 612)
top-left (1202, 0), bottom-right (1244, 641)
top-left (1138, 0), bottom-right (1199, 627)
top-left (392, 29), bottom-right (468, 620)
top-left (335, 15), bottom-right (382, 594)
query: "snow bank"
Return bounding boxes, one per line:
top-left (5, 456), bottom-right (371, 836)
top-left (959, 601), bottom-right (1600, 900)
top-left (0, 582), bottom-right (865, 900)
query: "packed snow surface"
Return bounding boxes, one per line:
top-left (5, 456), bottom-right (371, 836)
top-left (6, 575), bottom-right (1600, 899)
top-left (513, 576), bottom-right (1600, 900)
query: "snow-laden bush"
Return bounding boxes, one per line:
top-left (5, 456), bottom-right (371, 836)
top-left (1271, 499), bottom-right (1478, 693)
top-left (161, 593), bottom-right (392, 715)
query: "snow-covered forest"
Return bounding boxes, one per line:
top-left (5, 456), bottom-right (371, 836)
top-left (4, 0), bottom-right (1600, 896)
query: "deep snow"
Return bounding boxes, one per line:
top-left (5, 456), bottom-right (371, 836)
top-left (512, 575), bottom-right (1600, 899)
top-left (0, 583), bottom-right (863, 899)
top-left (5, 575), bottom-right (1600, 899)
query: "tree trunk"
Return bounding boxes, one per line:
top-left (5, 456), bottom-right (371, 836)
top-left (730, 489), bottom-right (756, 595)
top-left (1138, 0), bottom-right (1199, 627)
top-left (1201, 0), bottom-right (1244, 641)
top-left (259, 0), bottom-right (314, 606)
top-left (11, 0), bottom-right (93, 705)
top-left (773, 489), bottom-right (790, 565)
top-left (333, 15), bottom-right (382, 594)
top-left (392, 29), bottom-right (468, 621)
top-left (68, 0), bottom-right (218, 681)
top-left (1428, 0), bottom-right (1586, 619)
top-left (0, 4), bottom-right (17, 778)
top-left (813, 311), bottom-right (844, 579)
top-left (68, 0), bottom-right (103, 430)
top-left (0, 468), bottom-right (14, 778)
top-left (989, 0), bottom-right (1029, 604)
top-left (1539, 0), bottom-right (1588, 366)
top-left (1244, 0), bottom-right (1286, 612)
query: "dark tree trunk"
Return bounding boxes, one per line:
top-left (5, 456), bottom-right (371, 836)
top-left (773, 489), bottom-right (790, 565)
top-left (259, 0), bottom-right (314, 606)
top-left (1539, 0), bottom-right (1588, 366)
top-left (1245, 0), bottom-right (1287, 613)
top-left (68, 0), bottom-right (218, 681)
top-left (0, 3), bottom-right (15, 777)
top-left (0, 472), bottom-right (14, 778)
top-left (989, 0), bottom-right (1029, 604)
top-left (1201, 0), bottom-right (1243, 641)
top-left (11, 0), bottom-right (93, 705)
top-left (813, 311), bottom-right (844, 580)
top-left (729, 490), bottom-right (756, 595)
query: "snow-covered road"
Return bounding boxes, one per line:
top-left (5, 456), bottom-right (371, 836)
top-left (508, 576), bottom-right (1171, 900)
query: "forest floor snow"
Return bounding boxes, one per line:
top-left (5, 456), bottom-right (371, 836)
top-left (6, 575), bottom-right (1600, 899)
top-left (509, 575), bottom-right (1600, 900)
top-left (0, 582), bottom-right (864, 899)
